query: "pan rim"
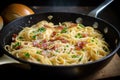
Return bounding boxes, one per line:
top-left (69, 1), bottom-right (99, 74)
top-left (0, 12), bottom-right (120, 67)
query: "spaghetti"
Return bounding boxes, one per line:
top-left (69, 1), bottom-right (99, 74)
top-left (5, 20), bottom-right (110, 65)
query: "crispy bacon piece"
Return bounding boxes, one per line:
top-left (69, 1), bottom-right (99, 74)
top-left (51, 31), bottom-right (57, 37)
top-left (50, 37), bottom-right (69, 43)
top-left (41, 43), bottom-right (48, 49)
top-left (16, 46), bottom-right (23, 50)
top-left (42, 39), bottom-right (47, 43)
top-left (32, 40), bottom-right (41, 48)
top-left (69, 23), bottom-right (77, 28)
top-left (12, 34), bottom-right (17, 42)
top-left (55, 26), bottom-right (64, 30)
top-left (32, 39), bottom-right (48, 49)
top-left (75, 41), bottom-right (87, 50)
top-left (82, 33), bottom-right (88, 37)
top-left (44, 24), bottom-right (51, 28)
top-left (61, 39), bottom-right (68, 43)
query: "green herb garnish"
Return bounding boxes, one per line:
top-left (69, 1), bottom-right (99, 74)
top-left (32, 35), bottom-right (36, 39)
top-left (72, 55), bottom-right (79, 58)
top-left (36, 51), bottom-right (42, 54)
top-left (61, 27), bottom-right (67, 33)
top-left (19, 36), bottom-right (23, 40)
top-left (24, 52), bottom-right (30, 58)
top-left (66, 45), bottom-right (69, 47)
top-left (78, 23), bottom-right (85, 28)
top-left (38, 27), bottom-right (46, 32)
top-left (37, 58), bottom-right (40, 61)
top-left (91, 39), bottom-right (94, 42)
top-left (13, 42), bottom-right (21, 48)
top-left (75, 33), bottom-right (82, 38)
top-left (78, 56), bottom-right (83, 61)
top-left (55, 50), bottom-right (59, 52)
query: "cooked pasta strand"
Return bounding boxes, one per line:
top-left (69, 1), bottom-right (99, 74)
top-left (4, 20), bottom-right (110, 65)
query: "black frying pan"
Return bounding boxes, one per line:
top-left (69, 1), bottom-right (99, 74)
top-left (0, 0), bottom-right (120, 79)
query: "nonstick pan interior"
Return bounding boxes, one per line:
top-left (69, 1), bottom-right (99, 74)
top-left (0, 12), bottom-right (120, 78)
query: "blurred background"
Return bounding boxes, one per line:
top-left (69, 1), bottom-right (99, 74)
top-left (0, 0), bottom-right (119, 6)
top-left (0, 0), bottom-right (119, 10)
top-left (0, 0), bottom-right (119, 29)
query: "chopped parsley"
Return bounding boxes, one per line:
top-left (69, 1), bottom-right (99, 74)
top-left (75, 33), bottom-right (83, 38)
top-left (78, 23), bottom-right (85, 28)
top-left (38, 27), bottom-right (46, 32)
top-left (37, 58), bottom-right (40, 61)
top-left (24, 52), bottom-right (30, 58)
top-left (78, 56), bottom-right (83, 61)
top-left (13, 42), bottom-right (21, 48)
top-left (61, 27), bottom-right (67, 33)
top-left (72, 55), bottom-right (79, 58)
top-left (19, 36), bottom-right (23, 40)
top-left (82, 49), bottom-right (85, 51)
top-left (64, 48), bottom-right (66, 51)
top-left (91, 39), bottom-right (94, 42)
top-left (66, 45), bottom-right (69, 47)
top-left (32, 35), bottom-right (36, 39)
top-left (91, 38), bottom-right (95, 42)
top-left (55, 50), bottom-right (59, 52)
top-left (67, 52), bottom-right (70, 54)
top-left (32, 30), bottom-right (38, 33)
top-left (36, 51), bottom-right (42, 54)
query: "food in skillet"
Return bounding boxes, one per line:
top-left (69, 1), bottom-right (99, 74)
top-left (5, 20), bottom-right (110, 65)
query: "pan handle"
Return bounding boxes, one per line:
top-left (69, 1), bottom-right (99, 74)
top-left (88, 0), bottom-right (114, 18)
top-left (0, 54), bottom-right (19, 65)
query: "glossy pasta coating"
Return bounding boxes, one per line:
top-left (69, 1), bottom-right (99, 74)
top-left (5, 20), bottom-right (110, 65)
